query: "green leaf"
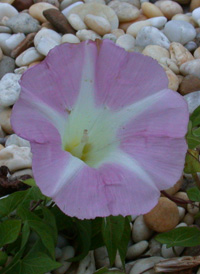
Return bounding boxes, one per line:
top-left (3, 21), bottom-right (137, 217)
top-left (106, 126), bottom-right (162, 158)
top-left (0, 251), bottom-right (7, 266)
top-left (190, 106), bottom-right (200, 127)
top-left (187, 186), bottom-right (200, 202)
top-left (42, 207), bottom-right (57, 244)
top-left (184, 150), bottom-right (200, 174)
top-left (155, 227), bottom-right (200, 247)
top-left (0, 219), bottom-right (21, 247)
top-left (102, 216), bottom-right (125, 266)
top-left (118, 216), bottom-right (131, 269)
top-left (21, 178), bottom-right (36, 187)
top-left (90, 218), bottom-right (104, 250)
top-left (94, 267), bottom-right (125, 274)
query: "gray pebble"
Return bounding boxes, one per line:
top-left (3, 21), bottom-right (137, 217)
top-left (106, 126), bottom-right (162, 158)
top-left (0, 56), bottom-right (15, 80)
top-left (6, 13), bottom-right (40, 34)
top-left (184, 41), bottom-right (198, 52)
top-left (0, 26), bottom-right (12, 34)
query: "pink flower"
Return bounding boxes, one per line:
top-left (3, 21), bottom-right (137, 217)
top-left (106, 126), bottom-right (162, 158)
top-left (11, 40), bottom-right (189, 219)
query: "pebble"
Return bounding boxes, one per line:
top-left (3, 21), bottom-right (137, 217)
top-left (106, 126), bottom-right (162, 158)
top-left (60, 0), bottom-right (81, 10)
top-left (148, 16), bottom-right (167, 29)
top-left (173, 192), bottom-right (189, 209)
top-left (76, 251), bottom-right (96, 274)
top-left (184, 41), bottom-right (198, 52)
top-left (0, 56), bottom-right (15, 80)
top-left (108, 1), bottom-right (140, 22)
top-left (142, 45), bottom-right (169, 62)
top-left (162, 66), bottom-right (179, 91)
top-left (163, 20), bottom-right (196, 45)
top-left (136, 26), bottom-right (170, 49)
top-left (55, 247), bottom-right (62, 260)
top-left (169, 42), bottom-right (194, 66)
top-left (127, 20), bottom-right (151, 38)
top-left (126, 241), bottom-right (149, 260)
top-left (68, 13), bottom-right (87, 31)
top-left (0, 73), bottom-right (21, 107)
top-left (160, 57), bottom-right (179, 74)
top-left (5, 13), bottom-right (40, 34)
top-left (187, 202), bottom-right (199, 215)
top-left (130, 257), bottom-right (164, 274)
top-left (161, 244), bottom-right (185, 258)
top-left (190, 0), bottom-right (200, 12)
top-left (43, 9), bottom-right (76, 34)
top-left (180, 59), bottom-right (200, 78)
top-left (116, 34), bottom-right (135, 50)
top-left (61, 33), bottom-right (80, 43)
top-left (15, 47), bottom-right (43, 67)
top-left (103, 33), bottom-right (117, 42)
top-left (9, 168), bottom-right (33, 180)
top-left (192, 7), bottom-right (200, 24)
top-left (5, 33), bottom-right (26, 51)
top-left (34, 28), bottom-right (61, 56)
top-left (61, 2), bottom-right (84, 18)
top-left (0, 3), bottom-right (18, 21)
top-left (146, 239), bottom-right (162, 257)
top-left (132, 215), bottom-right (153, 242)
top-left (0, 108), bottom-right (13, 134)
top-left (11, 32), bottom-right (36, 59)
top-left (183, 213), bottom-right (194, 225)
top-left (53, 246), bottom-right (75, 274)
top-left (94, 246), bottom-right (110, 268)
top-left (179, 75), bottom-right (200, 94)
top-left (141, 2), bottom-right (163, 18)
top-left (194, 46), bottom-right (200, 58)
top-left (84, 14), bottom-right (111, 36)
top-left (0, 144), bottom-right (32, 172)
top-left (155, 0), bottom-right (183, 19)
top-left (0, 26), bottom-right (12, 34)
top-left (0, 33), bottom-right (12, 56)
top-left (172, 14), bottom-right (197, 27)
top-left (164, 177), bottom-right (183, 195)
top-left (34, 0), bottom-right (60, 8)
top-left (5, 134), bottom-right (30, 147)
top-left (144, 197), bottom-right (179, 232)
top-left (12, 0), bottom-right (34, 11)
top-left (178, 206), bottom-right (186, 221)
top-left (29, 2), bottom-right (58, 23)
top-left (76, 29), bottom-right (101, 41)
top-left (111, 28), bottom-right (125, 38)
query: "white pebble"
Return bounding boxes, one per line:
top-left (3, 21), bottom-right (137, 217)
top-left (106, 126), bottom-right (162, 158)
top-left (130, 257), bottom-right (164, 274)
top-left (183, 213), bottom-right (194, 225)
top-left (60, 0), bottom-right (81, 10)
top-left (5, 33), bottom-right (25, 51)
top-left (180, 59), bottom-right (200, 78)
top-left (61, 2), bottom-right (83, 17)
top-left (53, 246), bottom-right (75, 274)
top-left (0, 3), bottom-right (18, 21)
top-left (76, 29), bottom-right (101, 41)
top-left (161, 244), bottom-right (184, 258)
top-left (5, 134), bottom-right (30, 147)
top-left (126, 241), bottom-right (149, 260)
top-left (68, 13), bottom-right (87, 31)
top-left (178, 206), bottom-right (185, 221)
top-left (132, 215), bottom-right (153, 242)
top-left (0, 33), bottom-right (12, 55)
top-left (187, 202), bottom-right (199, 215)
top-left (103, 33), bottom-right (117, 42)
top-left (184, 90), bottom-right (200, 114)
top-left (61, 34), bottom-right (80, 44)
top-left (148, 16), bottom-right (167, 28)
top-left (76, 251), bottom-right (96, 274)
top-left (15, 47), bottom-right (43, 67)
top-left (116, 34), bottom-right (135, 50)
top-left (84, 14), bottom-right (111, 36)
top-left (192, 7), bottom-right (200, 23)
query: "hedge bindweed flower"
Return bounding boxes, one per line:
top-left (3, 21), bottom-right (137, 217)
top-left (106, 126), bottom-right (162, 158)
top-left (11, 40), bottom-right (189, 219)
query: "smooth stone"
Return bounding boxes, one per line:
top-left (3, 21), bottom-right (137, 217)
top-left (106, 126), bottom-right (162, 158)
top-left (0, 107), bottom-right (13, 134)
top-left (29, 2), bottom-right (58, 23)
top-left (0, 33), bottom-right (12, 55)
top-left (164, 177), bottom-right (183, 196)
top-left (15, 47), bottom-right (44, 67)
top-left (43, 9), bottom-right (76, 34)
top-left (119, 14), bottom-right (148, 32)
top-left (0, 145), bottom-right (32, 172)
top-left (108, 0), bottom-right (140, 22)
top-left (180, 59), bottom-right (200, 78)
top-left (0, 3), bottom-right (18, 21)
top-left (155, 0), bottom-right (183, 20)
top-left (141, 2), bottom-right (163, 18)
top-left (11, 32), bottom-right (36, 59)
top-left (6, 13), bottom-right (40, 34)
top-left (127, 20), bottom-right (151, 37)
top-left (0, 73), bottom-right (21, 107)
top-left (111, 28), bottom-right (125, 37)
top-left (68, 13), bottom-right (87, 31)
top-left (76, 251), bottom-right (96, 274)
top-left (0, 26), bottom-right (12, 33)
top-left (34, 28), bottom-right (61, 56)
top-left (0, 48), bottom-right (2, 62)
top-left (190, 0), bottom-right (200, 12)
top-left (84, 14), bottom-right (111, 36)
top-left (5, 33), bottom-right (25, 51)
top-left (147, 16), bottom-right (167, 29)
top-left (76, 29), bottom-right (101, 41)
top-left (60, 0), bottom-right (82, 10)
top-left (85, 0), bottom-right (106, 3)
top-left (183, 213), bottom-right (195, 225)
top-left (9, 168), bottom-right (33, 180)
top-left (5, 134), bottom-right (30, 148)
top-left (159, 58), bottom-right (179, 74)
top-left (194, 46), bottom-right (200, 58)
top-left (163, 20), bottom-right (196, 45)
top-left (185, 41), bottom-right (197, 52)
top-left (61, 34), bottom-right (80, 43)
top-left (136, 26), bottom-right (170, 49)
top-left (14, 66), bottom-right (27, 74)
top-left (130, 257), bottom-right (164, 274)
top-left (94, 247), bottom-right (110, 268)
top-left (172, 14), bottom-right (197, 27)
top-left (53, 246), bottom-right (75, 274)
top-left (66, 3), bottom-right (119, 30)
top-left (162, 66), bottom-right (179, 91)
top-left (161, 244), bottom-right (184, 258)
top-left (173, 192), bottom-right (189, 209)
top-left (179, 75), bottom-right (200, 95)
top-left (12, 0), bottom-right (33, 11)
top-left (0, 56), bottom-right (15, 80)
top-left (103, 33), bottom-right (117, 42)
top-left (61, 2), bottom-right (84, 18)
top-left (192, 7), bottom-right (200, 23)
top-left (34, 0), bottom-right (60, 7)
top-left (169, 42), bottom-right (194, 66)
top-left (116, 34), bottom-right (135, 50)
top-left (144, 197), bottom-right (179, 232)
top-left (132, 215), bottom-right (153, 242)
top-left (146, 239), bottom-right (162, 257)
top-left (126, 241), bottom-right (149, 260)
top-left (142, 45), bottom-right (169, 62)
top-left (187, 202), bottom-right (199, 215)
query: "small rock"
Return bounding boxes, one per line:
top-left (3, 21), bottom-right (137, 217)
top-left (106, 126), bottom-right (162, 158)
top-left (0, 73), bottom-right (21, 107)
top-left (172, 14), bottom-right (197, 27)
top-left (55, 247), bottom-right (62, 260)
top-left (0, 107), bottom-right (13, 134)
top-left (163, 176), bottom-right (183, 195)
top-left (94, 246), bottom-right (110, 268)
top-left (5, 33), bottom-right (26, 51)
top-left (192, 7), bottom-right (200, 24)
top-left (130, 257), bottom-right (164, 274)
top-left (111, 28), bottom-right (125, 38)
top-left (34, 0), bottom-right (60, 8)
top-left (5, 134), bottom-right (30, 147)
top-left (163, 20), bottom-right (196, 45)
top-left (14, 66), bottom-right (27, 74)
top-left (0, 145), bottom-right (32, 172)
top-left (12, 0), bottom-right (33, 11)
top-left (61, 33), bottom-right (80, 43)
top-left (0, 56), bottom-right (15, 80)
top-left (0, 3), bottom-right (18, 21)
top-left (9, 168), bottom-right (33, 180)
top-left (190, 0), bottom-right (200, 12)
top-left (141, 2), bottom-right (163, 18)
top-left (132, 215), bottom-right (153, 242)
top-left (155, 0), bottom-right (183, 20)
top-left (103, 33), bottom-right (117, 42)
top-left (0, 33), bottom-right (12, 55)
top-left (11, 32), bottom-right (36, 59)
top-left (136, 26), bottom-right (170, 49)
top-left (127, 20), bottom-right (151, 38)
top-left (184, 41), bottom-right (197, 52)
top-left (76, 251), bottom-right (96, 274)
top-left (53, 246), bottom-right (75, 274)
top-left (76, 29), bottom-right (101, 41)
top-left (183, 213), bottom-right (194, 225)
top-left (187, 202), bottom-right (199, 215)
top-left (174, 192), bottom-right (189, 209)
top-left (5, 13), bottom-right (40, 34)
top-left (179, 75), bottom-right (200, 95)
top-left (34, 28), bottom-right (61, 56)
top-left (60, 0), bottom-right (81, 10)
top-left (68, 13), bottom-right (87, 31)
top-left (84, 14), bottom-right (111, 36)
top-left (169, 42), bottom-right (194, 66)
top-left (29, 2), bottom-right (58, 23)
top-left (144, 197), bottom-right (179, 232)
top-left (116, 34), bottom-right (135, 50)
top-left (180, 59), bottom-right (200, 78)
top-left (62, 2), bottom-right (84, 18)
top-left (161, 244), bottom-right (184, 258)
top-left (142, 45), bottom-right (169, 62)
top-left (147, 16), bottom-right (167, 29)
top-left (0, 26), bottom-right (12, 34)
top-left (162, 66), bottom-right (179, 91)
top-left (147, 239), bottom-right (162, 257)
top-left (194, 46), bottom-right (200, 58)
top-left (178, 206), bottom-right (186, 221)
top-left (126, 241), bottom-right (149, 260)
top-left (15, 47), bottom-right (43, 67)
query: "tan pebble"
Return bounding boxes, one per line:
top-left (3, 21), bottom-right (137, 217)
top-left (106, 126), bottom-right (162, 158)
top-left (183, 213), bottom-right (194, 225)
top-left (61, 33), bottom-right (80, 43)
top-left (159, 57), bottom-right (179, 74)
top-left (119, 14), bottom-right (147, 31)
top-left (142, 45), bottom-right (169, 62)
top-left (155, 0), bottom-right (183, 20)
top-left (116, 34), bottom-right (135, 50)
top-left (144, 197), bottom-right (179, 232)
top-left (177, 74), bottom-right (183, 85)
top-left (127, 20), bottom-right (151, 38)
top-left (194, 47), bottom-right (200, 58)
top-left (68, 13), bottom-right (87, 30)
top-left (187, 202), bottom-right (199, 215)
top-left (174, 192), bottom-right (189, 209)
top-left (0, 108), bottom-right (13, 134)
top-left (29, 3), bottom-right (58, 23)
top-left (84, 14), bottom-right (111, 35)
top-left (108, 0), bottom-right (140, 22)
top-left (190, 0), bottom-right (200, 11)
top-left (178, 206), bottom-right (185, 221)
top-left (179, 75), bottom-right (200, 95)
top-left (169, 42), bottom-right (194, 66)
top-left (28, 61), bottom-right (41, 67)
top-left (41, 22), bottom-right (56, 30)
top-left (67, 3), bottom-right (119, 30)
top-left (0, 144), bottom-right (4, 151)
top-left (141, 2), bottom-right (163, 18)
top-left (164, 66), bottom-right (179, 91)
top-left (0, 47), bottom-right (2, 62)
top-left (0, 0), bottom-right (15, 3)
top-left (76, 29), bottom-right (101, 41)
top-left (172, 14), bottom-right (198, 27)
top-left (164, 176), bottom-right (183, 196)
top-left (111, 28), bottom-right (125, 38)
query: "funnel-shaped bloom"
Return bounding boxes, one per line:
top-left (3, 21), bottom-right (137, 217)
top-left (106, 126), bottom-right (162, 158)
top-left (11, 40), bottom-right (188, 219)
